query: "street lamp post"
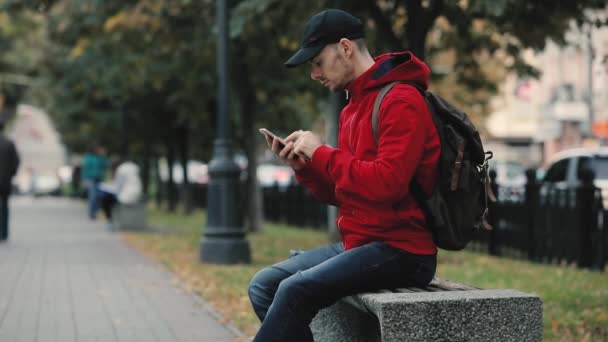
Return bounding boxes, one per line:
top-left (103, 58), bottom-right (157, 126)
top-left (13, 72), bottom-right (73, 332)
top-left (586, 27), bottom-right (594, 133)
top-left (200, 0), bottom-right (251, 264)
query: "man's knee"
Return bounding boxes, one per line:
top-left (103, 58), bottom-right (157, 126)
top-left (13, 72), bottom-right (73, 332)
top-left (248, 266), bottom-right (288, 306)
top-left (275, 272), bottom-right (315, 302)
top-left (248, 266), bottom-right (289, 321)
top-left (273, 273), bottom-right (322, 321)
top-left (248, 268), bottom-right (267, 302)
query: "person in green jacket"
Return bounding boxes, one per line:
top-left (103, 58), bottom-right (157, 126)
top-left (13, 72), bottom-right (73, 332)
top-left (81, 144), bottom-right (108, 219)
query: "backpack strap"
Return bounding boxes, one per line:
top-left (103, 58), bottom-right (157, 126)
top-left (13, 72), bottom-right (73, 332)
top-left (371, 81), bottom-right (431, 206)
top-left (372, 82), bottom-right (399, 144)
top-left (372, 81), bottom-right (426, 144)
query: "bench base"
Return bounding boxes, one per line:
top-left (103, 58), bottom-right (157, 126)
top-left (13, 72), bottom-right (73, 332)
top-left (311, 289), bottom-right (543, 342)
top-left (112, 202), bottom-right (147, 230)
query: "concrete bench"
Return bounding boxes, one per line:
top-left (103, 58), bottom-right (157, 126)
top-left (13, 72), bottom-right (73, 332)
top-left (111, 201), bottom-right (147, 230)
top-left (310, 277), bottom-right (543, 342)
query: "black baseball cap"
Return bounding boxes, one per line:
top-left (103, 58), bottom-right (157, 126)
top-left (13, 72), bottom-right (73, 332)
top-left (285, 9), bottom-right (364, 68)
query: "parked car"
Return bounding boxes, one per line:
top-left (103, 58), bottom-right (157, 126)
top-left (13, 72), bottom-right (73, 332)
top-left (489, 160), bottom-right (527, 202)
top-left (158, 160), bottom-right (210, 185)
top-left (540, 147), bottom-right (608, 208)
top-left (32, 174), bottom-right (62, 196)
top-left (256, 163), bottom-right (295, 189)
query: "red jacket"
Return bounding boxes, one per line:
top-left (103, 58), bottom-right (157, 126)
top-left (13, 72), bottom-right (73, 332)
top-left (295, 52), bottom-right (440, 255)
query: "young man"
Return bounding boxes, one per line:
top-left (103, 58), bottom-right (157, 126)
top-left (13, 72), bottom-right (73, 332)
top-left (249, 9), bottom-right (440, 342)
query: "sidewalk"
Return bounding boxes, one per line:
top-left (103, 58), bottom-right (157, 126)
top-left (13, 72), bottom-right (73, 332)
top-left (0, 196), bottom-right (241, 342)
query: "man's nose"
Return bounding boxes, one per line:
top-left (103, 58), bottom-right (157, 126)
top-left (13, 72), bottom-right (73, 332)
top-left (310, 67), bottom-right (321, 81)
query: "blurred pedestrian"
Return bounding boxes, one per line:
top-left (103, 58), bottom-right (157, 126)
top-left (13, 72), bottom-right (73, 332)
top-left (249, 9), bottom-right (439, 342)
top-left (0, 117), bottom-right (20, 241)
top-left (97, 159), bottom-right (142, 229)
top-left (81, 144), bottom-right (108, 219)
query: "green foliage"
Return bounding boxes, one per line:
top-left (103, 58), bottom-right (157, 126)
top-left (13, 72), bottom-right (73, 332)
top-left (1, 0), bottom-right (606, 161)
top-left (30, 0), bottom-right (219, 159)
top-left (229, 0), bottom-right (329, 136)
top-left (338, 0), bottom-right (608, 115)
top-left (0, 7), bottom-right (46, 108)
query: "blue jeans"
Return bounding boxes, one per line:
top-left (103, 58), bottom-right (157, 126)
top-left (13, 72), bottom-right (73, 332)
top-left (248, 242), bottom-right (436, 342)
top-left (86, 180), bottom-right (99, 219)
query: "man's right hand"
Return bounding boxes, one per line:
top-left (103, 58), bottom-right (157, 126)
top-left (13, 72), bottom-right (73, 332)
top-left (264, 133), bottom-right (307, 171)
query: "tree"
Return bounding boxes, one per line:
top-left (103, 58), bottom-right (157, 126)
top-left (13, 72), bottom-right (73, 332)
top-left (0, 5), bottom-right (47, 116)
top-left (229, 0), bottom-right (330, 231)
top-left (340, 1), bottom-right (608, 120)
top-left (30, 0), bottom-right (219, 211)
top-left (4, 0), bottom-right (607, 223)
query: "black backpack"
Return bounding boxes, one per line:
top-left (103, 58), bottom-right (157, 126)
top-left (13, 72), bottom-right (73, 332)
top-left (372, 81), bottom-right (495, 251)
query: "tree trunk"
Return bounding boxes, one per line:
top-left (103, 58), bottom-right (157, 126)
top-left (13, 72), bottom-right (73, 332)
top-left (236, 54), bottom-right (263, 232)
top-left (364, 0), bottom-right (403, 52)
top-left (166, 139), bottom-right (177, 212)
top-left (154, 156), bottom-right (163, 208)
top-left (178, 124), bottom-right (193, 214)
top-left (121, 109), bottom-right (129, 157)
top-left (404, 0), bottom-right (444, 61)
top-left (141, 145), bottom-right (151, 197)
top-left (404, 0), bottom-right (427, 60)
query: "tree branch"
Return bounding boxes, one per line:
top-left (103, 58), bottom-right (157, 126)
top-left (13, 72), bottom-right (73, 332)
top-left (405, 0), bottom-right (427, 59)
top-left (428, 0), bottom-right (445, 24)
top-left (365, 0), bottom-right (403, 51)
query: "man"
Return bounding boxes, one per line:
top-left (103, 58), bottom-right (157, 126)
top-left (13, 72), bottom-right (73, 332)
top-left (248, 9), bottom-right (441, 342)
top-left (0, 117), bottom-right (20, 241)
top-left (81, 144), bottom-right (108, 219)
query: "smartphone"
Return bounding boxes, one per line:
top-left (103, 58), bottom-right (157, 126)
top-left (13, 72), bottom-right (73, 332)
top-left (259, 128), bottom-right (286, 148)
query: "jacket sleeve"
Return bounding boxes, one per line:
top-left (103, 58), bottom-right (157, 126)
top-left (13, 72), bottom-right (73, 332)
top-left (309, 95), bottom-right (427, 204)
top-left (295, 162), bottom-right (339, 206)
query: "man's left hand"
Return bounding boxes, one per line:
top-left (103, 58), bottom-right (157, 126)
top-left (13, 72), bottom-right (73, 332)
top-left (285, 131), bottom-right (323, 160)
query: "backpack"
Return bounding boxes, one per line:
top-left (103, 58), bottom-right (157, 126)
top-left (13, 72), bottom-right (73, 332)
top-left (372, 81), bottom-right (495, 251)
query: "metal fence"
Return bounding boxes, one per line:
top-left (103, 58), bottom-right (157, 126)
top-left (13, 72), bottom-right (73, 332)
top-left (260, 180), bottom-right (607, 271)
top-left (475, 181), bottom-right (607, 271)
top-left (185, 178), bottom-right (607, 271)
top-left (262, 184), bottom-right (328, 228)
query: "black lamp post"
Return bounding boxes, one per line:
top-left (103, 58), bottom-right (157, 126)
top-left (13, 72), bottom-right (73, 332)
top-left (200, 0), bottom-right (251, 264)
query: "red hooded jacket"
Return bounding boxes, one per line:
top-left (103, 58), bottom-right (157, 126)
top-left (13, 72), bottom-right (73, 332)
top-left (295, 52), bottom-right (440, 255)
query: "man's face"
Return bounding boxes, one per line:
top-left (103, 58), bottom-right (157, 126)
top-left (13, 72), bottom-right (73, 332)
top-left (309, 44), bottom-right (353, 92)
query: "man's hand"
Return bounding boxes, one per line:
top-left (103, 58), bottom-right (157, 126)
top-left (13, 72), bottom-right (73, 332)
top-left (285, 130), bottom-right (323, 160)
top-left (263, 133), bottom-right (307, 171)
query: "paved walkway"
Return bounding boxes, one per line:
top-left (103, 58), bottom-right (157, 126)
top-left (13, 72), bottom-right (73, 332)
top-left (0, 196), bottom-right (241, 342)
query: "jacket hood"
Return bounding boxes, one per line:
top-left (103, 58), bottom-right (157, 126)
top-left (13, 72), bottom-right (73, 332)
top-left (346, 51), bottom-right (430, 98)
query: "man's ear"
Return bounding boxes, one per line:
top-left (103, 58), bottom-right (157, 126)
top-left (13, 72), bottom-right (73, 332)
top-left (338, 38), bottom-right (353, 58)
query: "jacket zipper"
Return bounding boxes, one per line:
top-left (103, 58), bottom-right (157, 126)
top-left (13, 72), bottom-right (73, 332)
top-left (348, 116), bottom-right (355, 152)
top-left (336, 215), bottom-right (345, 239)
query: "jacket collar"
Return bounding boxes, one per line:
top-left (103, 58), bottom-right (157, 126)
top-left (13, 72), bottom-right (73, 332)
top-left (344, 51), bottom-right (428, 101)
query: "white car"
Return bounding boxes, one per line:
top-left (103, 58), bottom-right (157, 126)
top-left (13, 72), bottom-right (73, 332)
top-left (541, 147), bottom-right (608, 208)
top-left (32, 174), bottom-right (62, 196)
top-left (488, 160), bottom-right (527, 202)
top-left (256, 163), bottom-right (294, 189)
